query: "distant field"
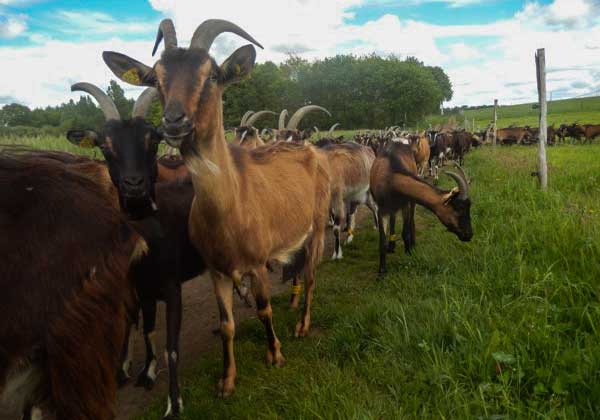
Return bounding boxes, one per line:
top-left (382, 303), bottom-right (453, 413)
top-left (134, 144), bottom-right (600, 420)
top-left (424, 95), bottom-right (600, 131)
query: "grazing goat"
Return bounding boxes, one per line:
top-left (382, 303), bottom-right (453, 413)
top-left (66, 76), bottom-right (207, 419)
top-left (235, 110), bottom-right (277, 149)
top-left (104, 18), bottom-right (331, 401)
top-left (0, 152), bottom-right (141, 420)
top-left (370, 142), bottom-right (472, 276)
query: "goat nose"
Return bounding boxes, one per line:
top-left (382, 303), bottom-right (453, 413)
top-left (163, 111), bottom-right (186, 125)
top-left (123, 176), bottom-right (144, 188)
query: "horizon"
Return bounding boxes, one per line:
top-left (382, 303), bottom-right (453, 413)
top-left (1, 0), bottom-right (599, 109)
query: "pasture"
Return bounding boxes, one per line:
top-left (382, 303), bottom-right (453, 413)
top-left (424, 96), bottom-right (600, 131)
top-left (117, 144), bottom-right (599, 419)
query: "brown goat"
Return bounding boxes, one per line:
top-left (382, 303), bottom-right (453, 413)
top-left (409, 132), bottom-right (430, 177)
top-left (104, 19), bottom-right (331, 400)
top-left (235, 110), bottom-right (276, 149)
top-left (370, 142), bottom-right (472, 276)
top-left (0, 152), bottom-right (141, 420)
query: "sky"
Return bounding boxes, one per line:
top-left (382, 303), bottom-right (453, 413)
top-left (1, 0), bottom-right (599, 109)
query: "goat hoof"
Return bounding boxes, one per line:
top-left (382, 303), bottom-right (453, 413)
top-left (217, 377), bottom-right (236, 398)
top-left (266, 349), bottom-right (286, 367)
top-left (135, 372), bottom-right (156, 390)
top-left (117, 369), bottom-right (130, 387)
top-left (294, 321), bottom-right (310, 338)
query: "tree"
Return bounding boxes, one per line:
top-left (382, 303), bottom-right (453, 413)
top-left (0, 103), bottom-right (32, 126)
top-left (107, 80), bottom-right (134, 118)
top-left (428, 66), bottom-right (453, 102)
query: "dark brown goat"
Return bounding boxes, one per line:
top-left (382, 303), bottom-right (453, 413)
top-left (370, 142), bottom-right (472, 276)
top-left (0, 152), bottom-right (141, 420)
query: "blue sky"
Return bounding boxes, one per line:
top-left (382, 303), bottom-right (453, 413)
top-left (1, 0), bottom-right (598, 108)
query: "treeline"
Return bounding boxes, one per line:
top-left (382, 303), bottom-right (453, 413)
top-left (0, 81), bottom-right (137, 137)
top-left (0, 54), bottom-right (452, 136)
top-left (224, 54), bottom-right (452, 129)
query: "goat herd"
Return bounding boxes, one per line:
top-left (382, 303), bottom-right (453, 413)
top-left (1, 19), bottom-right (473, 420)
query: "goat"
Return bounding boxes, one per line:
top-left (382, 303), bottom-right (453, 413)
top-left (428, 130), bottom-right (452, 179)
top-left (370, 142), bottom-right (472, 276)
top-left (409, 132), bottom-right (430, 177)
top-left (103, 18), bottom-right (331, 401)
top-left (235, 110), bottom-right (277, 149)
top-left (316, 141), bottom-right (378, 260)
top-left (66, 76), bottom-right (208, 419)
top-left (0, 151), bottom-right (142, 420)
top-left (451, 129), bottom-right (472, 166)
top-left (276, 105), bottom-right (331, 142)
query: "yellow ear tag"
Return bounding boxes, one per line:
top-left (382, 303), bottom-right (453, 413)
top-left (389, 234), bottom-right (398, 242)
top-left (292, 285), bottom-right (303, 296)
top-left (234, 64), bottom-right (241, 76)
top-left (122, 68), bottom-right (141, 85)
top-left (79, 137), bottom-right (95, 148)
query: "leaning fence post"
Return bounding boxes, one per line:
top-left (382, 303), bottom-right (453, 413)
top-left (535, 48), bottom-right (548, 190)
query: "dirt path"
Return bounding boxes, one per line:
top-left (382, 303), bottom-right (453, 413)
top-left (1, 211), bottom-right (368, 420)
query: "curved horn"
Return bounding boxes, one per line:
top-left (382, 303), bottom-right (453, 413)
top-left (71, 82), bottom-right (120, 121)
top-left (240, 110), bottom-right (254, 126)
top-left (152, 18), bottom-right (178, 56)
top-left (453, 162), bottom-right (470, 185)
top-left (445, 171), bottom-right (469, 200)
top-left (132, 87), bottom-right (159, 119)
top-left (278, 109), bottom-right (288, 130)
top-left (328, 122), bottom-right (340, 134)
top-left (287, 105), bottom-right (331, 130)
top-left (246, 110), bottom-right (276, 127)
top-left (190, 19), bottom-right (263, 52)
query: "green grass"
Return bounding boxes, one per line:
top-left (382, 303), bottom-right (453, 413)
top-left (424, 96), bottom-right (600, 131)
top-left (130, 145), bottom-right (600, 420)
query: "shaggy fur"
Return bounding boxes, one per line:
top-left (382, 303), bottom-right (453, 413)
top-left (0, 152), bottom-right (139, 420)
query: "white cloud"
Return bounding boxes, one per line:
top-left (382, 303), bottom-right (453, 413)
top-left (3, 0), bottom-right (600, 109)
top-left (50, 10), bottom-right (156, 35)
top-left (0, 14), bottom-right (26, 38)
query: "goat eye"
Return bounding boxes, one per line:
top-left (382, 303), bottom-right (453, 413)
top-left (208, 72), bottom-right (218, 83)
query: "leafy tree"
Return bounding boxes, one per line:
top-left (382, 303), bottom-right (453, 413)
top-left (0, 103), bottom-right (32, 126)
top-left (107, 80), bottom-right (134, 118)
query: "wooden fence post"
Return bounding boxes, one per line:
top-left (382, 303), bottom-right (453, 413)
top-left (492, 99), bottom-right (498, 146)
top-left (535, 48), bottom-right (548, 190)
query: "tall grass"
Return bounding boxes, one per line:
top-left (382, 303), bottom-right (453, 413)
top-left (131, 145), bottom-right (600, 420)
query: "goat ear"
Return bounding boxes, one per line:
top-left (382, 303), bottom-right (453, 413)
top-left (442, 187), bottom-right (460, 206)
top-left (220, 45), bottom-right (256, 85)
top-left (102, 51), bottom-right (154, 87)
top-left (66, 130), bottom-right (100, 148)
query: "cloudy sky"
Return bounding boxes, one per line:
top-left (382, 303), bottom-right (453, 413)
top-left (1, 0), bottom-right (599, 109)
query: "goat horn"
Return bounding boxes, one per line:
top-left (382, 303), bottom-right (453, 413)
top-left (287, 105), bottom-right (331, 130)
top-left (329, 122), bottom-right (340, 134)
top-left (278, 109), bottom-right (288, 130)
top-left (445, 171), bottom-right (469, 200)
top-left (132, 87), bottom-right (159, 119)
top-left (152, 18), bottom-right (178, 56)
top-left (240, 110), bottom-right (254, 126)
top-left (71, 82), bottom-right (120, 121)
top-left (453, 162), bottom-right (470, 185)
top-left (246, 110), bottom-right (276, 127)
top-left (190, 19), bottom-right (263, 52)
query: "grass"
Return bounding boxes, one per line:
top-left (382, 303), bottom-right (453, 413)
top-left (126, 144), bottom-right (600, 420)
top-left (424, 95), bottom-right (600, 131)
